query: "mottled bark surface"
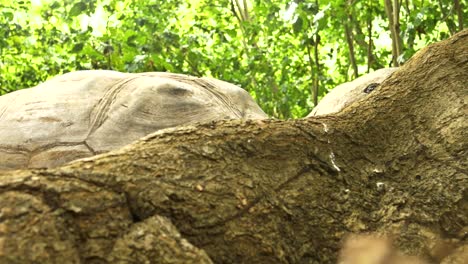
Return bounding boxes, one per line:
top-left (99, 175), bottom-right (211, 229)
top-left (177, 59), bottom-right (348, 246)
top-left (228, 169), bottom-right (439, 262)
top-left (0, 31), bottom-right (466, 263)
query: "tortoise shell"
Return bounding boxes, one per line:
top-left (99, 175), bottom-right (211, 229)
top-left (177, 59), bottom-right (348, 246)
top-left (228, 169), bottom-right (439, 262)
top-left (0, 70), bottom-right (267, 170)
top-left (308, 68), bottom-right (397, 116)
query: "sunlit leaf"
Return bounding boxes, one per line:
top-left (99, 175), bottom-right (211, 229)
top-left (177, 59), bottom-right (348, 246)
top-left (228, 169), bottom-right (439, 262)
top-left (3, 12), bottom-right (13, 20)
top-left (50, 1), bottom-right (61, 9)
top-left (313, 10), bottom-right (325, 24)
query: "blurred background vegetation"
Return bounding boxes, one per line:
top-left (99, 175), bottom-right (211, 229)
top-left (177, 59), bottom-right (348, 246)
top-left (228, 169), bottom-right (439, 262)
top-left (0, 0), bottom-right (465, 118)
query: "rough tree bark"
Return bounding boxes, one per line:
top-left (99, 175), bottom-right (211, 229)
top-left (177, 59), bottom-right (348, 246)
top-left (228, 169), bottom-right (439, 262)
top-left (0, 31), bottom-right (467, 263)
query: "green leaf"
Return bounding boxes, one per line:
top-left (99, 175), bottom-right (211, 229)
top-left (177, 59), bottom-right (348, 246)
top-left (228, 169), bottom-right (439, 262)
top-left (293, 17), bottom-right (303, 34)
top-left (71, 43), bottom-right (84, 53)
top-left (126, 35), bottom-right (137, 47)
top-left (3, 12), bottom-right (14, 20)
top-left (50, 1), bottom-right (61, 9)
top-left (69, 2), bottom-right (87, 17)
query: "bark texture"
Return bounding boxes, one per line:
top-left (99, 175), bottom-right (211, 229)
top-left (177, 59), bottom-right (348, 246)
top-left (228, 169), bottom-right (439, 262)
top-left (0, 31), bottom-right (467, 263)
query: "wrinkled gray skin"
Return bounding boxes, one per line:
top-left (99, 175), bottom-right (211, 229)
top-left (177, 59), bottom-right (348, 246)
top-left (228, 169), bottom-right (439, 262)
top-left (308, 68), bottom-right (398, 116)
top-left (0, 70), bottom-right (268, 170)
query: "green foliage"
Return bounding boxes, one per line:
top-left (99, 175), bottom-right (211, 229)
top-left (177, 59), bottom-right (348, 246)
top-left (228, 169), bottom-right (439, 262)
top-left (0, 0), bottom-right (466, 118)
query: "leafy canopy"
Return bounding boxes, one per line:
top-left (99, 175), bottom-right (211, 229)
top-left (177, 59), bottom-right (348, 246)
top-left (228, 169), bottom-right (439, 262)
top-left (0, 0), bottom-right (465, 118)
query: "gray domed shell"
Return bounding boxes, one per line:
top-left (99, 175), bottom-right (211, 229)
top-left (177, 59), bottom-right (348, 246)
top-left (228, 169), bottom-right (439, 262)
top-left (308, 68), bottom-right (397, 116)
top-left (0, 70), bottom-right (267, 170)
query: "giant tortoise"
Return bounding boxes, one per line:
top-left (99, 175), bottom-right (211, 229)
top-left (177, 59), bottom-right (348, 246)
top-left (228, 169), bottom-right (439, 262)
top-left (0, 70), bottom-right (268, 170)
top-left (308, 68), bottom-right (397, 116)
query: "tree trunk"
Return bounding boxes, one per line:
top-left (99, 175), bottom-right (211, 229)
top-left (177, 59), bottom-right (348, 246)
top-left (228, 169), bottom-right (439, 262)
top-left (0, 30), bottom-right (467, 263)
top-left (313, 0), bottom-right (321, 107)
top-left (384, 0), bottom-right (403, 66)
top-left (352, 18), bottom-right (384, 71)
top-left (366, 9), bottom-right (373, 73)
top-left (437, 0), bottom-right (457, 35)
top-left (313, 33), bottom-right (320, 107)
top-left (344, 22), bottom-right (358, 78)
top-left (345, 0), bottom-right (358, 78)
top-left (454, 0), bottom-right (464, 32)
top-left (306, 29), bottom-right (320, 107)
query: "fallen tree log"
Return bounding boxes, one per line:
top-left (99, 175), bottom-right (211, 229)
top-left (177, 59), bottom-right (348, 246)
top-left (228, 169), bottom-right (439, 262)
top-left (0, 30), bottom-right (466, 263)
